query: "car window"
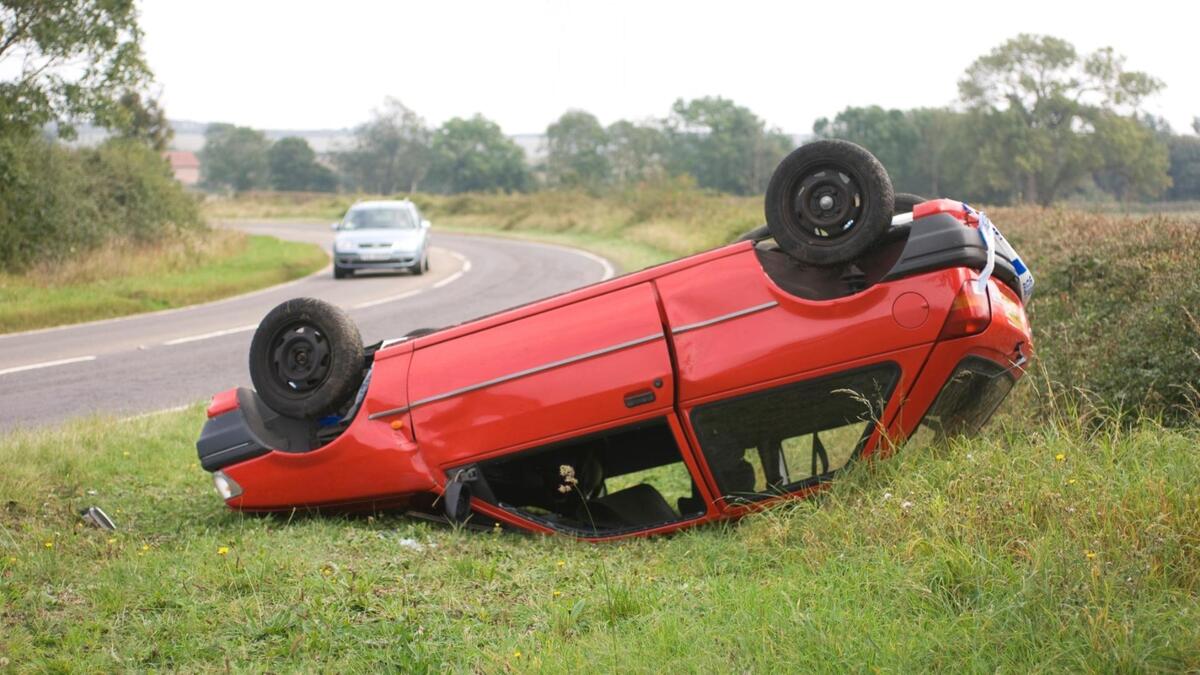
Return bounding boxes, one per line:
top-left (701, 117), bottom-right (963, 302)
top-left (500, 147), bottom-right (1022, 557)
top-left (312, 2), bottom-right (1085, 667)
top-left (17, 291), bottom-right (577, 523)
top-left (342, 207), bottom-right (416, 230)
top-left (690, 363), bottom-right (899, 504)
top-left (468, 418), bottom-right (705, 537)
top-left (909, 357), bottom-right (1014, 443)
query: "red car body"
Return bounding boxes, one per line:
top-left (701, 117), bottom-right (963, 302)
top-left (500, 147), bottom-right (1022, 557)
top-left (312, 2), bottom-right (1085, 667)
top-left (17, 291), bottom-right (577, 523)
top-left (198, 199), bottom-right (1034, 540)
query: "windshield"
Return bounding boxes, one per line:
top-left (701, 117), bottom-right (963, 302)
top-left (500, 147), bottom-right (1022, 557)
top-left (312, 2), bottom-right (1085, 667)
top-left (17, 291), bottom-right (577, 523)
top-left (342, 207), bottom-right (415, 230)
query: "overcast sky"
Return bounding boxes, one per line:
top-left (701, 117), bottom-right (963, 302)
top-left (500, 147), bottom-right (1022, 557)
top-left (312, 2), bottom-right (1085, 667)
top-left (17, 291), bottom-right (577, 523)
top-left (139, 0), bottom-right (1200, 135)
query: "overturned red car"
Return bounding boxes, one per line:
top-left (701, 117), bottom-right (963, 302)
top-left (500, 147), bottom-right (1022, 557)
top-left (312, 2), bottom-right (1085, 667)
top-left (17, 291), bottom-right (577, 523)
top-left (197, 141), bottom-right (1035, 540)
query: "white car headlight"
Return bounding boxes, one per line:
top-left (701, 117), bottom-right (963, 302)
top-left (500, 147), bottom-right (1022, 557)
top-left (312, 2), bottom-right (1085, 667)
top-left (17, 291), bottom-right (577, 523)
top-left (334, 240), bottom-right (355, 253)
top-left (213, 471), bottom-right (243, 500)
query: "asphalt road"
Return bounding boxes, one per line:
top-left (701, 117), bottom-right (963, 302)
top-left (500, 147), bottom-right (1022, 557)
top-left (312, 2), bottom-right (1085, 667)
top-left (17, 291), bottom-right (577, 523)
top-left (0, 223), bottom-right (614, 431)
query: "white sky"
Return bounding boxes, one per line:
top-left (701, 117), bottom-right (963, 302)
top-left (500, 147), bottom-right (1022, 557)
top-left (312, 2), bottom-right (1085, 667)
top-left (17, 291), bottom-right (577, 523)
top-left (139, 0), bottom-right (1200, 135)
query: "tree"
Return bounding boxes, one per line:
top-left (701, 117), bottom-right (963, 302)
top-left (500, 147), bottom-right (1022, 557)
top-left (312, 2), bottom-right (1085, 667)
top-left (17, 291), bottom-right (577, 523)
top-left (427, 115), bottom-right (529, 193)
top-left (545, 110), bottom-right (609, 189)
top-left (337, 98), bottom-right (430, 193)
top-left (268, 137), bottom-right (336, 192)
top-left (606, 119), bottom-right (667, 184)
top-left (199, 123), bottom-right (270, 192)
top-left (959, 34), bottom-right (1167, 204)
top-left (112, 90), bottom-right (172, 151)
top-left (1091, 113), bottom-right (1171, 201)
top-left (0, 0), bottom-right (151, 136)
top-left (814, 106), bottom-right (921, 193)
top-left (1167, 134), bottom-right (1200, 200)
top-left (665, 97), bottom-right (793, 195)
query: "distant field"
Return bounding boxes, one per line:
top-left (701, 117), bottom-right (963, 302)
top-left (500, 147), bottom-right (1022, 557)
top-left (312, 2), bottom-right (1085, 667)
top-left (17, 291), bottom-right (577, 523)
top-left (0, 231), bottom-right (327, 334)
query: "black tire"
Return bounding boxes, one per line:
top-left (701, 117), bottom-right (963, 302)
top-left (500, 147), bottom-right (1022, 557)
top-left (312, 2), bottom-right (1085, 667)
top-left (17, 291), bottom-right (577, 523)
top-left (764, 140), bottom-right (894, 267)
top-left (411, 253), bottom-right (426, 276)
top-left (248, 298), bottom-right (365, 418)
top-left (894, 193), bottom-right (928, 215)
top-left (333, 266), bottom-right (352, 279)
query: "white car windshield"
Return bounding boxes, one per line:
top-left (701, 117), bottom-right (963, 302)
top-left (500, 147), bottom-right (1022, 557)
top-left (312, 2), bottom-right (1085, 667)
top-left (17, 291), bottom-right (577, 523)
top-left (342, 208), bottom-right (415, 230)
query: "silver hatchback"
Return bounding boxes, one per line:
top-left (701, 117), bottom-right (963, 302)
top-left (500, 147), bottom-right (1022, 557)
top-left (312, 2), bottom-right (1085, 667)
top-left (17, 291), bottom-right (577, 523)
top-left (331, 200), bottom-right (431, 279)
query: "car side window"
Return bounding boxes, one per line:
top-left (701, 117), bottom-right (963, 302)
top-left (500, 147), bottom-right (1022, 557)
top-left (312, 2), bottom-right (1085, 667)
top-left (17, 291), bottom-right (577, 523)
top-left (466, 417), bottom-right (705, 537)
top-left (690, 364), bottom-right (899, 504)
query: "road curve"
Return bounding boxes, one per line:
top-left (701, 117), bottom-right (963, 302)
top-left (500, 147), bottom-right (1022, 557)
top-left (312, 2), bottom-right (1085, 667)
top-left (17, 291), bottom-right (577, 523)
top-left (0, 223), bottom-right (613, 431)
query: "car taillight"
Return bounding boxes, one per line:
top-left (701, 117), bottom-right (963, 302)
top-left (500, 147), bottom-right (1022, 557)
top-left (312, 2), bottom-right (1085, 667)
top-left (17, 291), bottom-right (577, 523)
top-left (939, 280), bottom-right (991, 339)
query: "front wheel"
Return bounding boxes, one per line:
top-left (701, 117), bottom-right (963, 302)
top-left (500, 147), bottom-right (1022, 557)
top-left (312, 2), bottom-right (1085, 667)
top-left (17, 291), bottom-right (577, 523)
top-left (248, 298), bottom-right (364, 418)
top-left (765, 140), bottom-right (894, 267)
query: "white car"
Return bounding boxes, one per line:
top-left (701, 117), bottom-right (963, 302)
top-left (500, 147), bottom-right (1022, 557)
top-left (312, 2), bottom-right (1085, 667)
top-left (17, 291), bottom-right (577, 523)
top-left (331, 200), bottom-right (431, 279)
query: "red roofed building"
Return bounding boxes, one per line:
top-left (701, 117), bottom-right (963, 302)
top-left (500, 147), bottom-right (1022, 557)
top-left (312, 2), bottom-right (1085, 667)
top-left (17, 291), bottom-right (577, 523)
top-left (163, 151), bottom-right (201, 187)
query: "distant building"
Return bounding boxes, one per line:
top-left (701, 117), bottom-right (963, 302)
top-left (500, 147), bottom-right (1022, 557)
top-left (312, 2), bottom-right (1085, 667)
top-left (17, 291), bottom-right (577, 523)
top-left (163, 151), bottom-right (201, 186)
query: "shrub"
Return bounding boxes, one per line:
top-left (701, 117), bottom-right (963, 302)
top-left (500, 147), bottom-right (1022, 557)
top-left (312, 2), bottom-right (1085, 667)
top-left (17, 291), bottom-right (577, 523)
top-left (0, 134), bottom-right (202, 271)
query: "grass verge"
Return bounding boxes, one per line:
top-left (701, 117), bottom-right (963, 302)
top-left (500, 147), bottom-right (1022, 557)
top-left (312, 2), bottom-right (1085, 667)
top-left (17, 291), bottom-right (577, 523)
top-left (1, 408), bottom-right (1197, 671)
top-left (0, 230), bottom-right (328, 334)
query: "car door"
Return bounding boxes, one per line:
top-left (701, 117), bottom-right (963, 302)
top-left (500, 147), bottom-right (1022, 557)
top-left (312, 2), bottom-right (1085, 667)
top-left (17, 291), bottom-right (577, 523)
top-left (653, 246), bottom-right (942, 505)
top-left (407, 282), bottom-right (674, 468)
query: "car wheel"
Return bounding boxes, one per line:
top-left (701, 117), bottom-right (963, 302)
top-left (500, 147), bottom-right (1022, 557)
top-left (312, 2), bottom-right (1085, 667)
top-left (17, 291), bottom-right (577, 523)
top-left (412, 253), bottom-right (426, 276)
top-left (333, 266), bottom-right (352, 279)
top-left (248, 297), bottom-right (365, 419)
top-left (765, 140), bottom-right (894, 267)
top-left (894, 193), bottom-right (928, 215)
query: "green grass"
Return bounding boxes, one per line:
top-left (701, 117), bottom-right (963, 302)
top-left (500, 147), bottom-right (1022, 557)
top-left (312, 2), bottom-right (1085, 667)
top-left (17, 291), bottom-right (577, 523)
top-left (0, 231), bottom-right (328, 334)
top-left (1, 408), bottom-right (1197, 671)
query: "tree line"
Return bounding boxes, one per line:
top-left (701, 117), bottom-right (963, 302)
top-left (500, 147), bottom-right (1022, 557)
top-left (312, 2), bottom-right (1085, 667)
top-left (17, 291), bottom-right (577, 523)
top-left (202, 33), bottom-right (1199, 205)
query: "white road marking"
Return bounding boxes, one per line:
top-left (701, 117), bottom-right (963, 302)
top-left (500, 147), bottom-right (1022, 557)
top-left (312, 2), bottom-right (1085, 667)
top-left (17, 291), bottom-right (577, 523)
top-left (0, 355), bottom-right (96, 376)
top-left (163, 324), bottom-right (257, 346)
top-left (353, 289), bottom-right (425, 309)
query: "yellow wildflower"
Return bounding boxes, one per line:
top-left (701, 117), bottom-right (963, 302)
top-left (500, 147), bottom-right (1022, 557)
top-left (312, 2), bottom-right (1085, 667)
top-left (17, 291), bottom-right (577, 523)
top-left (556, 560), bottom-right (565, 568)
top-left (217, 546), bottom-right (230, 556)
top-left (43, 540), bottom-right (53, 549)
top-left (513, 650), bottom-right (522, 659)
top-left (552, 590), bottom-right (562, 598)
top-left (1055, 453), bottom-right (1065, 462)
top-left (1085, 550), bottom-right (1097, 560)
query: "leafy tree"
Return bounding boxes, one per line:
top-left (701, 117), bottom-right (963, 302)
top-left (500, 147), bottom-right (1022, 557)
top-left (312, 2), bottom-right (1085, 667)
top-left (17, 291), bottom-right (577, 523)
top-left (545, 110), bottom-right (609, 189)
top-left (112, 90), bottom-right (172, 151)
top-left (337, 98), bottom-right (430, 193)
top-left (268, 136), bottom-right (335, 192)
top-left (665, 96), bottom-right (792, 195)
top-left (427, 115), bottom-right (529, 193)
top-left (1166, 134), bottom-right (1200, 200)
top-left (1091, 113), bottom-right (1171, 201)
top-left (606, 119), bottom-right (667, 184)
top-left (959, 34), bottom-right (1166, 204)
top-left (0, 0), bottom-right (151, 136)
top-left (199, 123), bottom-right (270, 192)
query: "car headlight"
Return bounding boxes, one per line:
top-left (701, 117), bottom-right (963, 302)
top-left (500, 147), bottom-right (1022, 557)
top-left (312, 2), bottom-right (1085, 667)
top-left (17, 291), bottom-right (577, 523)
top-left (212, 471), bottom-right (243, 500)
top-left (334, 240), bottom-right (355, 253)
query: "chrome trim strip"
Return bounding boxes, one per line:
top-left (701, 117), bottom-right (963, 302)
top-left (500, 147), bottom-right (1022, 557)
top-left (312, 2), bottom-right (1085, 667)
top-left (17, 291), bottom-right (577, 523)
top-left (671, 301), bottom-right (778, 335)
top-left (368, 331), bottom-right (665, 419)
top-left (367, 405), bottom-right (410, 420)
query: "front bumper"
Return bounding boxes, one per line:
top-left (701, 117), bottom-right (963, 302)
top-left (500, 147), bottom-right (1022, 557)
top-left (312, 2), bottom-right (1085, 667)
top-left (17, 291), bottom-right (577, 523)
top-left (335, 251), bottom-right (421, 269)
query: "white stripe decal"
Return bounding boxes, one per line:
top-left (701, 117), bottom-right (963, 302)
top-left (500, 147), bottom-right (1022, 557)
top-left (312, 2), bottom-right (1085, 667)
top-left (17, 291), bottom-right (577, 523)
top-left (0, 355), bottom-right (97, 376)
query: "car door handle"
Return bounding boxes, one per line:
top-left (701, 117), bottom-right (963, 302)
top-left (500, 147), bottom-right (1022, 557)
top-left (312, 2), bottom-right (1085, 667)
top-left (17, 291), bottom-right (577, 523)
top-left (624, 389), bottom-right (656, 408)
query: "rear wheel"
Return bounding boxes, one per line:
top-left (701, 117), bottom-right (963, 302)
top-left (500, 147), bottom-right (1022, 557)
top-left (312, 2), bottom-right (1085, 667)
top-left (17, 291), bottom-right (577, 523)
top-left (765, 140), bottom-right (894, 267)
top-left (248, 298), bottom-right (364, 418)
top-left (894, 193), bottom-right (928, 215)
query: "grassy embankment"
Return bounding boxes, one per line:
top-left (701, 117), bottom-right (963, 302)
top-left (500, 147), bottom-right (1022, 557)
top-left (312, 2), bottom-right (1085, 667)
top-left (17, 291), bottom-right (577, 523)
top-left (1, 408), bottom-right (1197, 670)
top-left (0, 230), bottom-right (327, 334)
top-left (0, 188), bottom-right (1195, 669)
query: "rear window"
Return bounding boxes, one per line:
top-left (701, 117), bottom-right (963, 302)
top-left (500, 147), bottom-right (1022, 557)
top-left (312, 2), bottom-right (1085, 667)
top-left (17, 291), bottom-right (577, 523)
top-left (690, 364), bottom-right (899, 503)
top-left (913, 357), bottom-right (1015, 440)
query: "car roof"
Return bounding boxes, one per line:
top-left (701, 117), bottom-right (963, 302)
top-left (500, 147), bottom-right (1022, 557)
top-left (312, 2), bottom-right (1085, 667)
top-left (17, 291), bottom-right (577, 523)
top-left (348, 200), bottom-right (413, 211)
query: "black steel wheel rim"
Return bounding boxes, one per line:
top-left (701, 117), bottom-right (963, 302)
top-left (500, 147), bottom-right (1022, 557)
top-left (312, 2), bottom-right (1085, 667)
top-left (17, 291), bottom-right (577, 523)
top-left (269, 322), bottom-right (332, 393)
top-left (789, 165), bottom-right (864, 241)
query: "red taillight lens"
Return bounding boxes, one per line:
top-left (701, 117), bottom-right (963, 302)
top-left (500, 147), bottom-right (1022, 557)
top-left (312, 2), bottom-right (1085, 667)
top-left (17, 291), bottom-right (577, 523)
top-left (939, 280), bottom-right (991, 339)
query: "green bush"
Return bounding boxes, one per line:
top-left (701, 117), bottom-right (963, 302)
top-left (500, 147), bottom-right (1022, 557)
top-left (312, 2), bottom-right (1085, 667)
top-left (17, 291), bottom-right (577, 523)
top-left (0, 134), bottom-right (202, 270)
